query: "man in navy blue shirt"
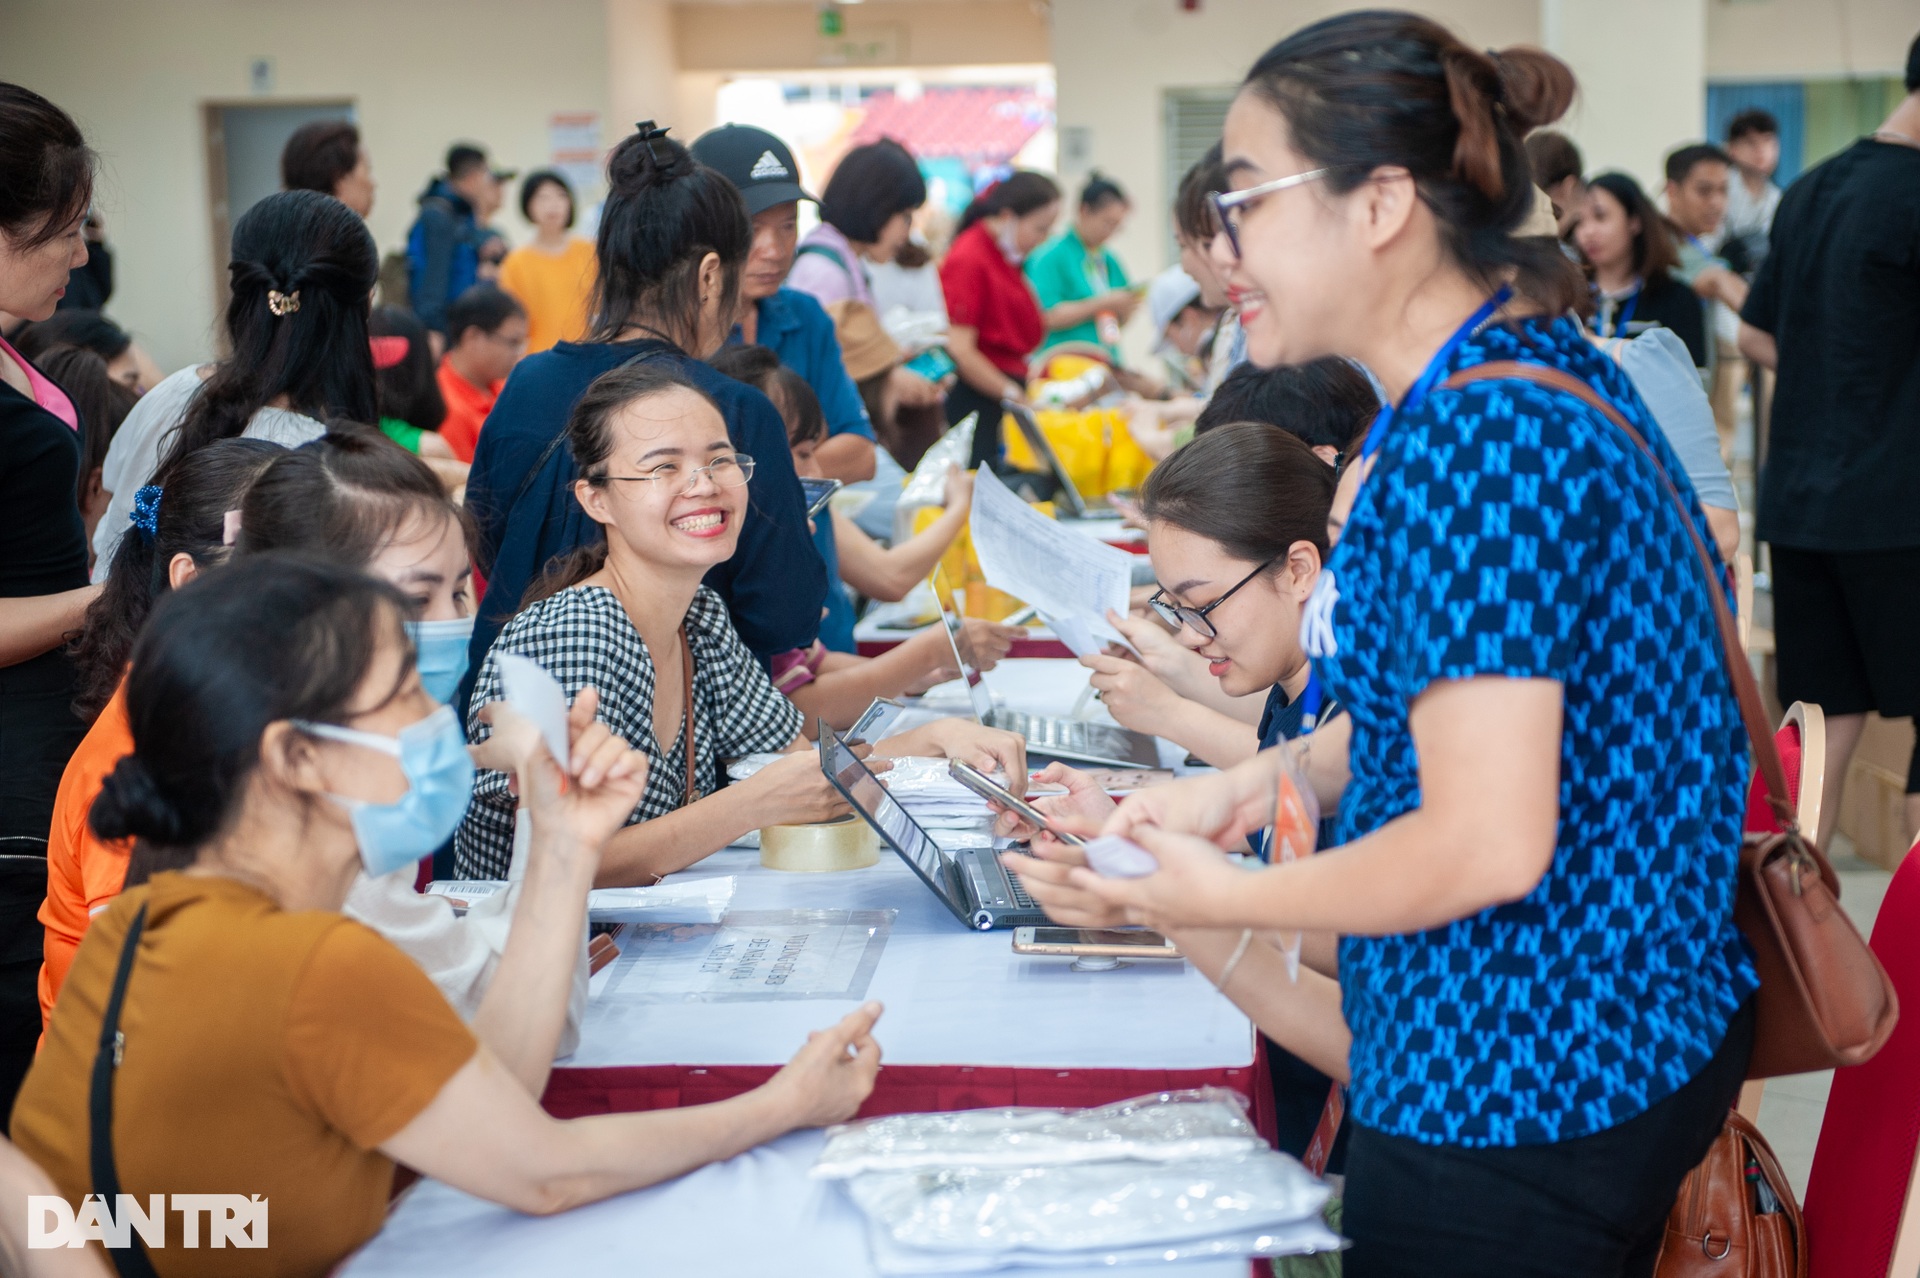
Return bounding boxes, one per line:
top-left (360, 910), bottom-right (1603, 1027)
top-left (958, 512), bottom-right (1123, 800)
top-left (691, 125), bottom-right (877, 484)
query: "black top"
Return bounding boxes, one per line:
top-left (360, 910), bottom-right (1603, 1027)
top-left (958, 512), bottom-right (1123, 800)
top-left (0, 378), bottom-right (88, 599)
top-left (1744, 137), bottom-right (1920, 551)
top-left (1593, 273), bottom-right (1708, 371)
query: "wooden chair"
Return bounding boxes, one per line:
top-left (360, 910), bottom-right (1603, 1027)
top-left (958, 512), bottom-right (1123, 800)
top-left (1803, 832), bottom-right (1920, 1277)
top-left (1734, 702), bottom-right (1826, 1121)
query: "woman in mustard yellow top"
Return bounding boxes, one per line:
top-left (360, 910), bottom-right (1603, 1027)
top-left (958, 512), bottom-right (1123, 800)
top-left (12, 555), bottom-right (883, 1278)
top-left (497, 170), bottom-right (596, 353)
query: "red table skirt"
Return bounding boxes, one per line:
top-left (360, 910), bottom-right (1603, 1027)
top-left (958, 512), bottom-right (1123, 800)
top-left (543, 1052), bottom-right (1278, 1146)
top-left (856, 636), bottom-right (1076, 660)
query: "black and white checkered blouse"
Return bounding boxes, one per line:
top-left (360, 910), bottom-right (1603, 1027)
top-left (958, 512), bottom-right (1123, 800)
top-left (454, 584), bottom-right (804, 879)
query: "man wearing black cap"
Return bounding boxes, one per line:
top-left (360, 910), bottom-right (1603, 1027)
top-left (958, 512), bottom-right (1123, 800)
top-left (691, 124), bottom-right (876, 483)
top-left (407, 142), bottom-right (517, 336)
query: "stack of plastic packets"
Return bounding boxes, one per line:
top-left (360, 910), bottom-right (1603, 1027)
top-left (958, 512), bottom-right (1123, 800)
top-left (811, 1089), bottom-right (1342, 1273)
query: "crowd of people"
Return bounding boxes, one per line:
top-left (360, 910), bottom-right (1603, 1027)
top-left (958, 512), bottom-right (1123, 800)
top-left (0, 12), bottom-right (1916, 1277)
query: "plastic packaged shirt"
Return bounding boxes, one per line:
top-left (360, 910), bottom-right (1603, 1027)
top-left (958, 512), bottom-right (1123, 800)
top-left (815, 1091), bottom-right (1338, 1271)
top-left (813, 1090), bottom-right (1266, 1176)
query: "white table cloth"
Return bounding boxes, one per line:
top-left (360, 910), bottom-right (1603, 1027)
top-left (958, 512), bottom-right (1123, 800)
top-left (341, 1131), bottom-right (1251, 1277)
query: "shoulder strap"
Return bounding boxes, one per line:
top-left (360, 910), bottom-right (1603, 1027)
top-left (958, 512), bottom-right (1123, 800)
top-left (679, 621), bottom-right (699, 807)
top-left (796, 242), bottom-right (859, 282)
top-left (89, 902), bottom-right (161, 1278)
top-left (1439, 361), bottom-right (1794, 829)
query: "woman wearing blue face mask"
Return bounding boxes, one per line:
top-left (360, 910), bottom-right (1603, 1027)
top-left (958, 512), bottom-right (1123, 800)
top-left (232, 431), bottom-right (611, 1092)
top-left (237, 431), bottom-right (477, 705)
top-left (12, 556), bottom-right (885, 1278)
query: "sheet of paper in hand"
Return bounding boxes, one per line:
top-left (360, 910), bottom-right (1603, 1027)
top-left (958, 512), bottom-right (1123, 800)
top-left (967, 467), bottom-right (1133, 656)
top-left (597, 909), bottom-right (895, 1003)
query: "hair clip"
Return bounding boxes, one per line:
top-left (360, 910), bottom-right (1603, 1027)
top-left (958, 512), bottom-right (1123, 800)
top-left (369, 335), bottom-right (410, 370)
top-left (222, 509), bottom-right (243, 547)
top-left (267, 289), bottom-right (301, 317)
top-left (130, 484), bottom-right (163, 542)
top-left (634, 120), bottom-right (675, 168)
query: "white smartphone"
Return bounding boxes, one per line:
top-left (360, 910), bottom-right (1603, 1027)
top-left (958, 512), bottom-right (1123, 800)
top-left (1012, 927), bottom-right (1181, 959)
top-left (947, 759), bottom-right (1086, 848)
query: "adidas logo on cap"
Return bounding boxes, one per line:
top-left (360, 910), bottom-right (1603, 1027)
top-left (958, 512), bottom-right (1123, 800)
top-left (749, 150), bottom-right (790, 180)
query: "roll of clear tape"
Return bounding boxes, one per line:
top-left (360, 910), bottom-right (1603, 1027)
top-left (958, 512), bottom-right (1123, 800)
top-left (759, 813), bottom-right (880, 872)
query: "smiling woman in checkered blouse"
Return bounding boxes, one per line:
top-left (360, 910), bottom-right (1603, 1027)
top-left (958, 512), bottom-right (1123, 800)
top-left (457, 362), bottom-right (1037, 887)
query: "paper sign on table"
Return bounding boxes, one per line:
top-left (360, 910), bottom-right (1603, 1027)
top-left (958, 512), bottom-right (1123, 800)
top-left (967, 468), bottom-right (1134, 651)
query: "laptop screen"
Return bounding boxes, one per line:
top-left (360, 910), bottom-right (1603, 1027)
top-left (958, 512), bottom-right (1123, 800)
top-left (930, 565), bottom-right (994, 724)
top-left (819, 726), bottom-right (970, 919)
top-left (1001, 398), bottom-right (1088, 518)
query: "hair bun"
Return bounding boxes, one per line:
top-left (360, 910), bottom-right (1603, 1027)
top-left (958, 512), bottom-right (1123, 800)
top-left (608, 121), bottom-right (693, 193)
top-left (1490, 46), bottom-right (1576, 133)
top-left (91, 755), bottom-right (194, 847)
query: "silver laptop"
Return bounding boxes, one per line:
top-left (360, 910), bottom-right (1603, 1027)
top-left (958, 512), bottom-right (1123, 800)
top-left (1002, 398), bottom-right (1111, 519)
top-left (932, 567), bottom-right (1161, 769)
top-left (818, 724), bottom-right (1046, 931)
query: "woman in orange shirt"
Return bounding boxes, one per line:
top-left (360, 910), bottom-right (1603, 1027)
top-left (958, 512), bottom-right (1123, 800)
top-left (41, 437), bottom-right (286, 1025)
top-left (497, 170), bottom-right (595, 354)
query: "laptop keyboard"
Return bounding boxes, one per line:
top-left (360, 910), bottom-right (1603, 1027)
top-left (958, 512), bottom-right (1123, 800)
top-left (992, 710), bottom-right (1095, 754)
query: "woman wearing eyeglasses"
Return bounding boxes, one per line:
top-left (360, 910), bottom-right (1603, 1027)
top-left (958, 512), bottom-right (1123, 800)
top-left (457, 363), bottom-right (841, 886)
top-left (1076, 423), bottom-right (1347, 786)
top-left (458, 364), bottom-right (1019, 887)
top-left (1006, 15), bottom-right (1756, 1278)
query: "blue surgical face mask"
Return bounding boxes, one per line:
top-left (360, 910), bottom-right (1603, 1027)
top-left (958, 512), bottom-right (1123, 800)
top-left (295, 705), bottom-right (475, 878)
top-left (406, 616), bottom-right (475, 705)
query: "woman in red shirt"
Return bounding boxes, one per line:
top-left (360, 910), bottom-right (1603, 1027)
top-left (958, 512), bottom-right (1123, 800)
top-left (938, 172), bottom-right (1061, 468)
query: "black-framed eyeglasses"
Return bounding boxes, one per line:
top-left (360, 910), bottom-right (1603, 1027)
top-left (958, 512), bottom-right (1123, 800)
top-left (590, 453), bottom-right (755, 496)
top-left (1208, 167), bottom-right (1330, 259)
top-left (1148, 558), bottom-right (1276, 640)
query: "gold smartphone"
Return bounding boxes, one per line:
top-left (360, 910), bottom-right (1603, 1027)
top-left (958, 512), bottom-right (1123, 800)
top-left (1011, 927), bottom-right (1181, 959)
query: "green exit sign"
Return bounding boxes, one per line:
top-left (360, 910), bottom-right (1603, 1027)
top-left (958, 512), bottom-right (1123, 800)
top-left (819, 7), bottom-right (843, 37)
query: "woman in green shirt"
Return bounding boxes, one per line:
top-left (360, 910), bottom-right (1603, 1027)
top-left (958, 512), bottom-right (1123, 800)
top-left (1025, 172), bottom-right (1140, 363)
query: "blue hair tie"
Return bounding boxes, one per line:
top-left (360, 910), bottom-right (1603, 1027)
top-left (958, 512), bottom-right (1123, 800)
top-left (130, 485), bottom-right (163, 542)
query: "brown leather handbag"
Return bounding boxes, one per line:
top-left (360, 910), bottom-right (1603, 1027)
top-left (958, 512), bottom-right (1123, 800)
top-left (1441, 362), bottom-right (1899, 1078)
top-left (1656, 1109), bottom-right (1806, 1278)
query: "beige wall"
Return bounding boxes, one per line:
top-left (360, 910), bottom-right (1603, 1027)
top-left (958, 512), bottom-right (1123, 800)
top-left (0, 0), bottom-right (613, 373)
top-left (673, 1), bottom-right (1049, 73)
top-left (1049, 0), bottom-right (1540, 336)
top-left (1545, 0), bottom-right (1706, 192)
top-left (1708, 0), bottom-right (1917, 80)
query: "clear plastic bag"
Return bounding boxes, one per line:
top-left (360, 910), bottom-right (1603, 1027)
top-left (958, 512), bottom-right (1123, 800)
top-left (818, 1090), bottom-right (1341, 1269)
top-left (848, 1159), bottom-right (1334, 1259)
top-left (813, 1089), bottom-right (1265, 1177)
top-left (894, 414), bottom-right (977, 542)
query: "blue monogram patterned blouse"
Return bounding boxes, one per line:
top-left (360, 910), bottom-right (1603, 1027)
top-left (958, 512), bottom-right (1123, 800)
top-left (1317, 315), bottom-right (1756, 1148)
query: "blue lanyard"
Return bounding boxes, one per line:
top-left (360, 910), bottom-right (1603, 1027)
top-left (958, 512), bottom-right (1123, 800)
top-left (1607, 286), bottom-right (1640, 338)
top-left (1296, 670), bottom-right (1326, 735)
top-left (1359, 286), bottom-right (1513, 464)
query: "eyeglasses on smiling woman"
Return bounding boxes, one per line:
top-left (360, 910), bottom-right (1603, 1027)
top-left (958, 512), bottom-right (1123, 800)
top-left (588, 453), bottom-right (756, 496)
top-left (1208, 168), bottom-right (1330, 258)
top-left (1148, 557), bottom-right (1276, 640)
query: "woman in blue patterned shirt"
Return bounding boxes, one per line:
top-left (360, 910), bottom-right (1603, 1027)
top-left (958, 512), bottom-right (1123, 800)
top-left (1007, 13), bottom-right (1755, 1277)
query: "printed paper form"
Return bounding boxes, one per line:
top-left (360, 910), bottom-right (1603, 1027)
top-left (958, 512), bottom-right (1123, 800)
top-left (968, 468), bottom-right (1133, 655)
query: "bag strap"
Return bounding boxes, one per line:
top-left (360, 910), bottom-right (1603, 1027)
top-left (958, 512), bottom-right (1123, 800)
top-left (1438, 361), bottom-right (1796, 831)
top-left (679, 622), bottom-right (699, 807)
top-left (796, 242), bottom-right (860, 284)
top-left (89, 902), bottom-right (161, 1278)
